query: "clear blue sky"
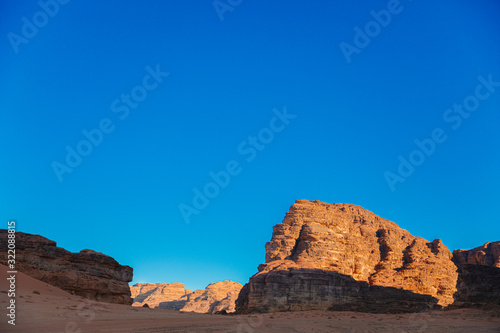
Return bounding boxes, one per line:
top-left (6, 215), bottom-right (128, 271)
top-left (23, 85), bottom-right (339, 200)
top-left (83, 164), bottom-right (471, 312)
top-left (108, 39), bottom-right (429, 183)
top-left (1, 0), bottom-right (499, 290)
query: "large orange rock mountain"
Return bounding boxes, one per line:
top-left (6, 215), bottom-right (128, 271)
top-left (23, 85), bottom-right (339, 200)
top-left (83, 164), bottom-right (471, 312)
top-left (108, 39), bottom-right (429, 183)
top-left (236, 200), bottom-right (497, 313)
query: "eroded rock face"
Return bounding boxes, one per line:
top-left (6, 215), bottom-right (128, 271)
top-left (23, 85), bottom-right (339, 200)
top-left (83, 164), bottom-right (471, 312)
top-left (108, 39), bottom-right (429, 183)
top-left (452, 242), bottom-right (500, 308)
top-left (130, 282), bottom-right (192, 308)
top-left (0, 230), bottom-right (133, 304)
top-left (453, 242), bottom-right (500, 268)
top-left (132, 280), bottom-right (242, 314)
top-left (237, 200), bottom-right (458, 313)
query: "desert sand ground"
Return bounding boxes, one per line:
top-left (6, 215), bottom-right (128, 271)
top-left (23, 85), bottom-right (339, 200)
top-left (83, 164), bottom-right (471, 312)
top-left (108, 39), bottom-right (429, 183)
top-left (1, 264), bottom-right (499, 333)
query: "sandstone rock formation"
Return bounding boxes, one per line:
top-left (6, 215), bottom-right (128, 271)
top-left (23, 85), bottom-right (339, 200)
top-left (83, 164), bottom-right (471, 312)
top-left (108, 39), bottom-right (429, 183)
top-left (0, 230), bottom-right (133, 304)
top-left (176, 281), bottom-right (242, 313)
top-left (237, 200), bottom-right (459, 313)
top-left (453, 241), bottom-right (500, 268)
top-left (130, 282), bottom-right (192, 308)
top-left (452, 242), bottom-right (500, 308)
top-left (132, 280), bottom-right (242, 313)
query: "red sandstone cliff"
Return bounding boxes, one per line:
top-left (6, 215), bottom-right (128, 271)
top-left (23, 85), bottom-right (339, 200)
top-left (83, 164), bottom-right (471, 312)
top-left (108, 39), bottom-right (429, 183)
top-left (0, 230), bottom-right (133, 305)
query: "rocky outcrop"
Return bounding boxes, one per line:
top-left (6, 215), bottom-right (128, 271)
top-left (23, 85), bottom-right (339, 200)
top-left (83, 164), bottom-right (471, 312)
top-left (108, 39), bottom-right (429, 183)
top-left (132, 280), bottom-right (242, 313)
top-left (130, 282), bottom-right (192, 308)
top-left (453, 242), bottom-right (500, 268)
top-left (237, 200), bottom-right (458, 313)
top-left (452, 242), bottom-right (500, 308)
top-left (0, 230), bottom-right (133, 304)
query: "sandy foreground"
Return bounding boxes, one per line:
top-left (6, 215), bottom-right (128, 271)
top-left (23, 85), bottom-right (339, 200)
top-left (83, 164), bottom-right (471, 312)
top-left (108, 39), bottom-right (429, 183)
top-left (1, 265), bottom-right (499, 333)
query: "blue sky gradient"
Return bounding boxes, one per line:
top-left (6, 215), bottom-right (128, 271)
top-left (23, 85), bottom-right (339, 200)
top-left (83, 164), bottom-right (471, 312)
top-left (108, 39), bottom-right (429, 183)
top-left (1, 0), bottom-right (499, 290)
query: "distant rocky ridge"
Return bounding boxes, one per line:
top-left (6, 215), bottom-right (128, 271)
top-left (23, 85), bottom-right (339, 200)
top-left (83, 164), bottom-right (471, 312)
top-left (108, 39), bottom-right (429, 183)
top-left (131, 282), bottom-right (192, 308)
top-left (131, 280), bottom-right (242, 313)
top-left (236, 200), bottom-right (498, 313)
top-left (0, 230), bottom-right (133, 305)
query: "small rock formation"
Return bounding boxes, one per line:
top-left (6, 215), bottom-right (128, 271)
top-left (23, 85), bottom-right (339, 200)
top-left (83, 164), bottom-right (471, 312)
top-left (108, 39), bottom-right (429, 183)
top-left (174, 281), bottom-right (243, 313)
top-left (130, 282), bottom-right (192, 308)
top-left (0, 230), bottom-right (133, 305)
top-left (236, 200), bottom-right (458, 313)
top-left (132, 280), bottom-right (242, 314)
top-left (452, 242), bottom-right (500, 308)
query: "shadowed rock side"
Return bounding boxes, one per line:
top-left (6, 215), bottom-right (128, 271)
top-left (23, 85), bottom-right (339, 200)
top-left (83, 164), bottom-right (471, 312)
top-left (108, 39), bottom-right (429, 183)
top-left (452, 241), bottom-right (500, 309)
top-left (132, 280), bottom-right (242, 314)
top-left (0, 229), bottom-right (133, 304)
top-left (237, 200), bottom-right (458, 313)
top-left (235, 269), bottom-right (439, 313)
